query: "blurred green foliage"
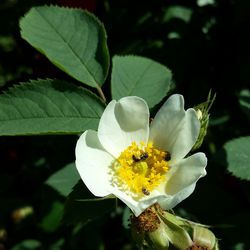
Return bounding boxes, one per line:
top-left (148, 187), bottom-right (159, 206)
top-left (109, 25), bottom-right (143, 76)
top-left (0, 0), bottom-right (249, 249)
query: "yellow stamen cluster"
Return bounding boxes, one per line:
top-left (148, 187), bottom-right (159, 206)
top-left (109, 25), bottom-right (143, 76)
top-left (111, 142), bottom-right (170, 198)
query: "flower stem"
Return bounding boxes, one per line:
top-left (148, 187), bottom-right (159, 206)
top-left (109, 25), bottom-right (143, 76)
top-left (97, 86), bottom-right (106, 103)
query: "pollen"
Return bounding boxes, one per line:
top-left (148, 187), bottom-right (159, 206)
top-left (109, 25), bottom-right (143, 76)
top-left (111, 142), bottom-right (170, 198)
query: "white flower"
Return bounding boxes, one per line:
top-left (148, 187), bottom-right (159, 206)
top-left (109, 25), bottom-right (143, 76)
top-left (75, 94), bottom-right (207, 216)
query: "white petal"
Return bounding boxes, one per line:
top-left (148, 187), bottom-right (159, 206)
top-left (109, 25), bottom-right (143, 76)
top-left (165, 152), bottom-right (207, 194)
top-left (110, 189), bottom-right (143, 216)
top-left (158, 184), bottom-right (196, 210)
top-left (75, 130), bottom-right (114, 197)
top-left (149, 94), bottom-right (200, 162)
top-left (111, 188), bottom-right (164, 216)
top-left (157, 152), bottom-right (207, 209)
top-left (98, 96), bottom-right (149, 157)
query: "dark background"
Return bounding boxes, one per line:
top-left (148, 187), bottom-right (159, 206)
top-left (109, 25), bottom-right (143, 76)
top-left (0, 0), bottom-right (249, 249)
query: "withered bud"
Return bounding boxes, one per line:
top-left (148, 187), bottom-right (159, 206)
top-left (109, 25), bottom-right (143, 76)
top-left (130, 205), bottom-right (161, 233)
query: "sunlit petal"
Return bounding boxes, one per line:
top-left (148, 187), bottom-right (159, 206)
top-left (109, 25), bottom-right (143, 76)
top-left (75, 130), bottom-right (114, 197)
top-left (165, 152), bottom-right (207, 194)
top-left (156, 152), bottom-right (207, 209)
top-left (158, 184), bottom-right (197, 210)
top-left (98, 96), bottom-right (149, 157)
top-left (149, 94), bottom-right (200, 162)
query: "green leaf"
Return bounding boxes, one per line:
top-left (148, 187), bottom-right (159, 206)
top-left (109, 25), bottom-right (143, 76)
top-left (224, 136), bottom-right (250, 180)
top-left (46, 163), bottom-right (80, 197)
top-left (0, 79), bottom-right (104, 135)
top-left (122, 207), bottom-right (131, 229)
top-left (233, 243), bottom-right (245, 250)
top-left (111, 55), bottom-right (172, 108)
top-left (48, 239), bottom-right (65, 250)
top-left (63, 181), bottom-right (115, 225)
top-left (40, 201), bottom-right (64, 233)
top-left (163, 6), bottom-right (193, 23)
top-left (11, 240), bottom-right (42, 250)
top-left (239, 89), bottom-right (250, 119)
top-left (20, 6), bottom-right (109, 87)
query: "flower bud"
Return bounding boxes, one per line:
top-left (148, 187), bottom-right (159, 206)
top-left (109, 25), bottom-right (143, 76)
top-left (187, 225), bottom-right (219, 250)
top-left (192, 91), bottom-right (216, 151)
top-left (196, 109), bottom-right (203, 121)
top-left (131, 204), bottom-right (193, 250)
top-left (148, 223), bottom-right (170, 250)
top-left (130, 204), bottom-right (220, 250)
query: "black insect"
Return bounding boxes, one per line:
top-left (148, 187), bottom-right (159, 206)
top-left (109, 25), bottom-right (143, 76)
top-left (142, 187), bottom-right (150, 196)
top-left (132, 152), bottom-right (149, 162)
top-left (164, 151), bottom-right (171, 161)
top-left (140, 152), bottom-right (149, 160)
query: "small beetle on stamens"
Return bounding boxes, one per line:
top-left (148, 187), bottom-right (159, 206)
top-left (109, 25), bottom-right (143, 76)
top-left (132, 155), bottom-right (140, 162)
top-left (142, 187), bottom-right (150, 196)
top-left (164, 151), bottom-right (171, 161)
top-left (132, 152), bottom-right (149, 162)
top-left (140, 152), bottom-right (148, 160)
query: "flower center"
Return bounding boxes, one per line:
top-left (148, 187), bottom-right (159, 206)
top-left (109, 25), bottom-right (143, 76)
top-left (111, 142), bottom-right (171, 198)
